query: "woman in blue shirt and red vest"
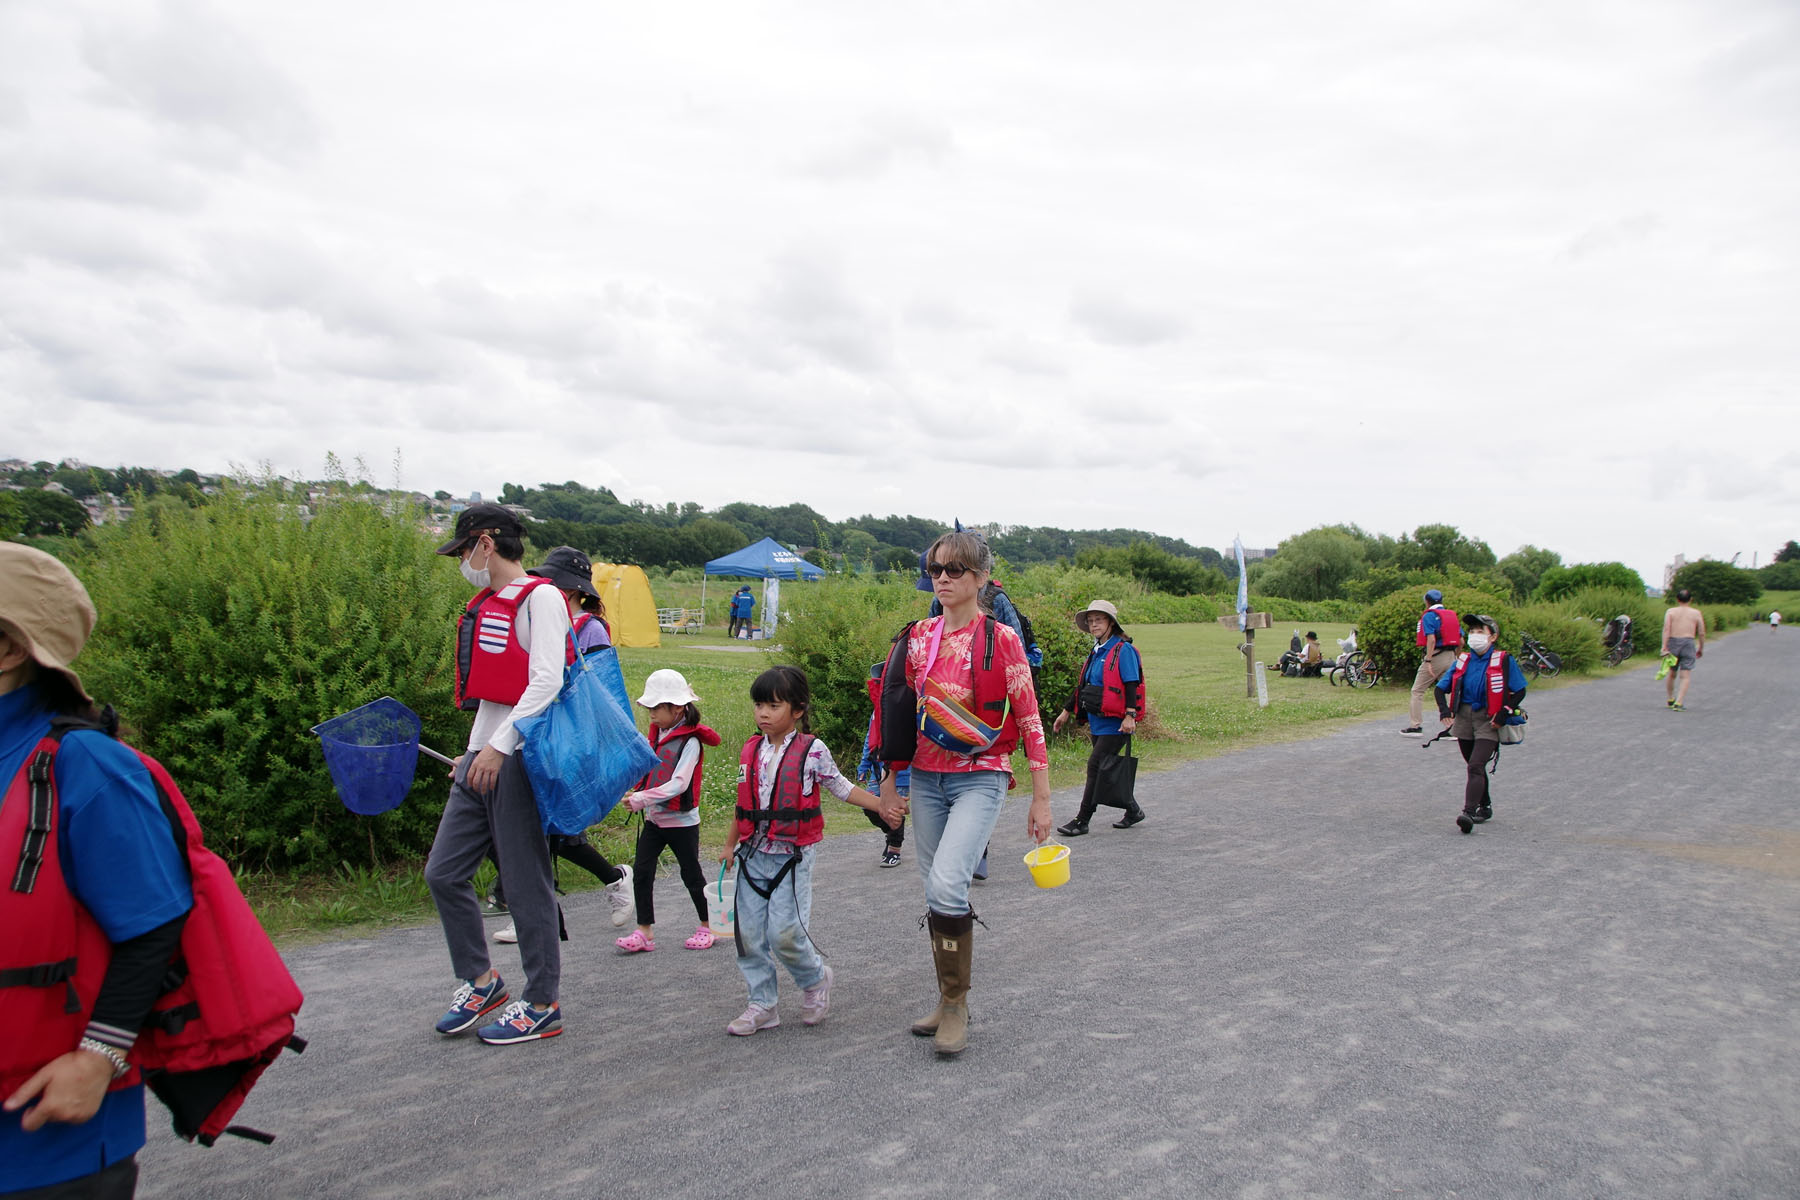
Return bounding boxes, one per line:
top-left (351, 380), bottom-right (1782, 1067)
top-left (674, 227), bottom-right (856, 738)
top-left (1054, 599), bottom-right (1146, 836)
top-left (1434, 613), bottom-right (1529, 834)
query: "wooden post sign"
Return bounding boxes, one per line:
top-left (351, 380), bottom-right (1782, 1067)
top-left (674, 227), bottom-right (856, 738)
top-left (1218, 611), bottom-right (1274, 699)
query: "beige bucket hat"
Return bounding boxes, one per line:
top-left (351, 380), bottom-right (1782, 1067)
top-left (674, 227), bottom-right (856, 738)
top-left (1073, 599), bottom-right (1124, 635)
top-left (0, 543), bottom-right (97, 703)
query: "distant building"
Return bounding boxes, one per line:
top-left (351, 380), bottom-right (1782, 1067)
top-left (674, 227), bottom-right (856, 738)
top-left (469, 491), bottom-right (482, 504)
top-left (1664, 554), bottom-right (1687, 591)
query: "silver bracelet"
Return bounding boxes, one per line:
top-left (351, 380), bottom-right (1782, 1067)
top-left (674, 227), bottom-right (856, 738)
top-left (77, 1037), bottom-right (130, 1079)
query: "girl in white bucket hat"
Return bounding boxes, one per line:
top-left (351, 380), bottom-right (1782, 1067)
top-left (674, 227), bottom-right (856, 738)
top-left (615, 670), bottom-right (721, 953)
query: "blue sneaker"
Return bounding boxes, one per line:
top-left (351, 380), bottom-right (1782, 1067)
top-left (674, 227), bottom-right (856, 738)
top-left (434, 973), bottom-right (508, 1036)
top-left (477, 1000), bottom-right (563, 1044)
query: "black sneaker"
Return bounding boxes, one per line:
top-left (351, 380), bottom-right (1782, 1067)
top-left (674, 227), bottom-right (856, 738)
top-left (1456, 813), bottom-right (1474, 834)
top-left (1112, 809), bottom-right (1146, 829)
top-left (879, 847), bottom-right (901, 868)
top-left (1056, 819), bottom-right (1090, 837)
top-left (1472, 805), bottom-right (1492, 824)
top-left (1400, 726), bottom-right (1423, 737)
top-left (481, 894), bottom-right (509, 918)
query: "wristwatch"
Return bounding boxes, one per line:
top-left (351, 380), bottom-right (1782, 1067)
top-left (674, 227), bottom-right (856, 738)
top-left (77, 1037), bottom-right (130, 1080)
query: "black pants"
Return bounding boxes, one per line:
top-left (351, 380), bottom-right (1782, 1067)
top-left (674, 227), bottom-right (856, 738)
top-left (1075, 733), bottom-right (1133, 822)
top-left (1457, 738), bottom-right (1497, 814)
top-left (633, 822), bottom-right (709, 928)
top-left (863, 805), bottom-right (904, 848)
top-left (8, 1157), bottom-right (138, 1200)
top-left (489, 834), bottom-right (621, 905)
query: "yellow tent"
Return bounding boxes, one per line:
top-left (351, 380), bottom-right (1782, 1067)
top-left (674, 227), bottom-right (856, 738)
top-left (591, 563), bottom-right (661, 648)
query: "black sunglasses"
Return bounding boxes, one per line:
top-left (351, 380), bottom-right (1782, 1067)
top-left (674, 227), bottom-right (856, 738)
top-left (925, 561), bottom-right (971, 579)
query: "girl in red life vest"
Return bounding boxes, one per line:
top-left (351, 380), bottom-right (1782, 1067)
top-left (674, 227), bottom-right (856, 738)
top-left (1432, 613), bottom-right (1529, 835)
top-left (615, 670), bottom-right (722, 953)
top-left (719, 667), bottom-right (886, 1037)
top-left (487, 547), bottom-right (637, 943)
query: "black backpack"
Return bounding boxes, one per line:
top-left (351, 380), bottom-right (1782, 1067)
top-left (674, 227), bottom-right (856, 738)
top-left (868, 618), bottom-right (1000, 763)
top-left (986, 582), bottom-right (1040, 653)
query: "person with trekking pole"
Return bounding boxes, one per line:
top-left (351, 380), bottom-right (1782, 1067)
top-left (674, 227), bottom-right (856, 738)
top-left (1403, 589), bottom-right (1461, 736)
top-left (879, 530), bottom-right (1051, 1056)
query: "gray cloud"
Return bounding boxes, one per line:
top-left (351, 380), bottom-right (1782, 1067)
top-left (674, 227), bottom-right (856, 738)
top-left (79, 0), bottom-right (319, 167)
top-left (796, 113), bottom-right (954, 181)
top-left (1070, 291), bottom-right (1188, 347)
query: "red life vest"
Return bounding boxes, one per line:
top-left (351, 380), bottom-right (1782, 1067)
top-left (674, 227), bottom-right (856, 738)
top-left (734, 733), bottom-right (824, 848)
top-left (1081, 637), bottom-right (1145, 719)
top-left (1447, 650), bottom-right (1511, 718)
top-left (0, 725), bottom-right (304, 1145)
top-left (638, 723), bottom-right (721, 814)
top-left (454, 576), bottom-right (571, 711)
top-left (918, 616), bottom-right (1021, 758)
top-left (1416, 606), bottom-right (1462, 649)
top-left (573, 611), bottom-right (613, 645)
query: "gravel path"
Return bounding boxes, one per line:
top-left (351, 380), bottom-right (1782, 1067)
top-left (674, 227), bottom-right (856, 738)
top-left (140, 628), bottom-right (1800, 1198)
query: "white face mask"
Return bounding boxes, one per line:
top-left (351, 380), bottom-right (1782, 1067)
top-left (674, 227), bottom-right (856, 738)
top-left (460, 541), bottom-right (491, 590)
top-left (1467, 632), bottom-right (1491, 654)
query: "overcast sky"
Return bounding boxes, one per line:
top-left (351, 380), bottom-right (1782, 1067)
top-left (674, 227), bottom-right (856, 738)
top-left (2, 0), bottom-right (1794, 585)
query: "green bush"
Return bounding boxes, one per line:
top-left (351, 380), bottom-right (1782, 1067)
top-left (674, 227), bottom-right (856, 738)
top-left (1670, 559), bottom-right (1762, 606)
top-left (1532, 562), bottom-right (1645, 602)
top-left (1357, 584), bottom-right (1513, 683)
top-left (776, 579), bottom-right (922, 762)
top-left (1706, 604), bottom-right (1753, 632)
top-left (67, 485), bottom-right (471, 870)
top-left (1510, 606), bottom-right (1603, 675)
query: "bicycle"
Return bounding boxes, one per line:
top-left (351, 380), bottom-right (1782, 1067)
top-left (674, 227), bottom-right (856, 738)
top-left (1605, 635), bottom-right (1635, 667)
top-left (1518, 635), bottom-right (1562, 679)
top-left (1328, 650), bottom-right (1380, 689)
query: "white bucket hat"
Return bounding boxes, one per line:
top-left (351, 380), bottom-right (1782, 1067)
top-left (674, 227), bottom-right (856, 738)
top-left (637, 668), bottom-right (699, 709)
top-left (1073, 599), bottom-right (1124, 636)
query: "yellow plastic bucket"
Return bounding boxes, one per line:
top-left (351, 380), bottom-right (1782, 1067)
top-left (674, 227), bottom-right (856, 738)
top-left (1023, 842), bottom-right (1071, 889)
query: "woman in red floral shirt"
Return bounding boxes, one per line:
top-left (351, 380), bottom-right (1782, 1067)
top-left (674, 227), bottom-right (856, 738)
top-left (879, 530), bottom-right (1051, 1056)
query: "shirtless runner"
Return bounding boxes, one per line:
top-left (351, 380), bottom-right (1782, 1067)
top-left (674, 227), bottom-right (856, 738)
top-left (1660, 588), bottom-right (1705, 710)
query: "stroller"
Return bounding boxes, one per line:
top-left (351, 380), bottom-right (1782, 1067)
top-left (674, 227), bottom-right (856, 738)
top-left (1601, 614), bottom-right (1634, 666)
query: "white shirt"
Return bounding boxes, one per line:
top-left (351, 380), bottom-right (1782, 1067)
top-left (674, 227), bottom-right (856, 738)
top-left (467, 580), bottom-right (574, 755)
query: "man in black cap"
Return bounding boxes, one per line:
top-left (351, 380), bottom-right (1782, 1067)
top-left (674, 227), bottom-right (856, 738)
top-left (423, 504), bottom-right (572, 1044)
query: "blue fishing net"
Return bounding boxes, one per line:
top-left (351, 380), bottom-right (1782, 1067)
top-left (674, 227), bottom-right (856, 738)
top-left (313, 697), bottom-right (422, 816)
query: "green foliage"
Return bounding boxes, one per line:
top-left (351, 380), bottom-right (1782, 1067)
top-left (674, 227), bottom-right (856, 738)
top-left (1704, 604), bottom-right (1753, 632)
top-left (1669, 559), bottom-right (1762, 605)
top-left (0, 492), bottom-right (23, 540)
top-left (1342, 562), bottom-right (1506, 607)
top-left (1532, 562), bottom-right (1645, 602)
top-left (1356, 583), bottom-right (1513, 683)
top-left (1774, 540), bottom-right (1800, 564)
top-left (15, 489), bottom-right (91, 536)
top-left (1757, 560), bottom-right (1800, 591)
top-left (1509, 605), bottom-right (1602, 674)
top-left (68, 484), bottom-right (471, 871)
top-left (1073, 541), bottom-right (1225, 596)
top-left (1496, 545), bottom-right (1562, 601)
top-left (775, 580), bottom-right (922, 761)
top-left (1391, 523), bottom-right (1497, 573)
top-left (1252, 526), bottom-right (1367, 602)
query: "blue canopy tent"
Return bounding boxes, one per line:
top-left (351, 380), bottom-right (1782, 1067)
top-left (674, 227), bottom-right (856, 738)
top-left (702, 537), bottom-right (823, 634)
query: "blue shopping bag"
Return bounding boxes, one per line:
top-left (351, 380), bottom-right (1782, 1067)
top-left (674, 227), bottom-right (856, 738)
top-left (515, 635), bottom-right (658, 836)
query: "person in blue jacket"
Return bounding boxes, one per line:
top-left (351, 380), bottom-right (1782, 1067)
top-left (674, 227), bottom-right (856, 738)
top-left (1434, 613), bottom-right (1528, 834)
top-left (1053, 600), bottom-right (1146, 835)
top-left (728, 587), bottom-right (755, 639)
top-left (0, 544), bottom-right (194, 1199)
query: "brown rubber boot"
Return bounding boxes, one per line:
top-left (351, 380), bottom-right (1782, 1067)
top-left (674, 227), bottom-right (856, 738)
top-left (910, 911), bottom-right (957, 1036)
top-left (918, 911), bottom-right (974, 1055)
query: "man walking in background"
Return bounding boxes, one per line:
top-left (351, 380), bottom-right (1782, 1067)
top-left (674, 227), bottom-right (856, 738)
top-left (1661, 588), bottom-right (1705, 711)
top-left (1403, 589), bottom-right (1461, 735)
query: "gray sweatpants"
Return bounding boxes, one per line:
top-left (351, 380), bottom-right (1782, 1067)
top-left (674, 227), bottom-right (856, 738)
top-left (425, 752), bottom-right (561, 1005)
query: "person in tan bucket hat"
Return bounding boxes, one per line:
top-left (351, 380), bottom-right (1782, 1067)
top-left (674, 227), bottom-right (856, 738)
top-left (0, 544), bottom-right (196, 1197)
top-left (1052, 599), bottom-right (1147, 836)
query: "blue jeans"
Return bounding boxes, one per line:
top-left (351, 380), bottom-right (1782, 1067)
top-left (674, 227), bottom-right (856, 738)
top-left (734, 846), bottom-right (825, 1009)
top-left (909, 769), bottom-right (1007, 916)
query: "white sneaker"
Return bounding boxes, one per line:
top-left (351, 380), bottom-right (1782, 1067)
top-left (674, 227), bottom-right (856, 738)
top-left (493, 922), bottom-right (518, 944)
top-left (726, 1004), bottom-right (780, 1037)
top-left (607, 866), bottom-right (635, 928)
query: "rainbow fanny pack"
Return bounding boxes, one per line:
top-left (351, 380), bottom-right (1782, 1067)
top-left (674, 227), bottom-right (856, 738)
top-left (917, 676), bottom-right (1010, 756)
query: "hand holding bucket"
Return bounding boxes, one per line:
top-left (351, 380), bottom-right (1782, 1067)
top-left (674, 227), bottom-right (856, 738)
top-left (1023, 840), bottom-right (1071, 889)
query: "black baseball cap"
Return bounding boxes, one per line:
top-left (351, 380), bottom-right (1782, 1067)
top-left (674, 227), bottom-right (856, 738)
top-left (435, 503), bottom-right (525, 556)
top-left (528, 546), bottom-right (600, 600)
